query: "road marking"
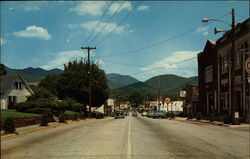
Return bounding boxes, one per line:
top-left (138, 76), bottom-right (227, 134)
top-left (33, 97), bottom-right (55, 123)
top-left (127, 116), bottom-right (132, 159)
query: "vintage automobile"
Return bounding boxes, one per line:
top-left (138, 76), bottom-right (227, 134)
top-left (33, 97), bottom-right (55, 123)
top-left (152, 110), bottom-right (167, 119)
top-left (114, 110), bottom-right (125, 119)
top-left (132, 111), bottom-right (138, 117)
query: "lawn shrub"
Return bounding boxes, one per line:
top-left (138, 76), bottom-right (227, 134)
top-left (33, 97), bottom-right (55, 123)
top-left (59, 113), bottom-right (66, 123)
top-left (4, 117), bottom-right (16, 133)
top-left (40, 113), bottom-right (49, 126)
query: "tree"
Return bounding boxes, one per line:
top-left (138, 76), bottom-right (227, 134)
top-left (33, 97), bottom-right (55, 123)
top-left (128, 92), bottom-right (144, 108)
top-left (28, 87), bottom-right (56, 101)
top-left (39, 74), bottom-right (60, 96)
top-left (56, 60), bottom-right (109, 108)
top-left (0, 64), bottom-right (7, 76)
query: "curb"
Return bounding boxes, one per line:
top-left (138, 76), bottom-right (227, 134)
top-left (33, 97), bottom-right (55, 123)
top-left (175, 118), bottom-right (228, 127)
top-left (1, 119), bottom-right (90, 141)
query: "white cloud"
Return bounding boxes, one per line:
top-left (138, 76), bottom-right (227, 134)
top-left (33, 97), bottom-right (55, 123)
top-left (196, 26), bottom-right (210, 36)
top-left (141, 50), bottom-right (200, 77)
top-left (108, 1), bottom-right (132, 14)
top-left (70, 1), bottom-right (106, 16)
top-left (137, 5), bottom-right (149, 11)
top-left (41, 50), bottom-right (93, 69)
top-left (13, 25), bottom-right (51, 40)
top-left (81, 21), bottom-right (132, 34)
top-left (0, 38), bottom-right (6, 45)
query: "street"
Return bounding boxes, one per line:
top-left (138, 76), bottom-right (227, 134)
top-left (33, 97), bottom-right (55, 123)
top-left (1, 114), bottom-right (249, 159)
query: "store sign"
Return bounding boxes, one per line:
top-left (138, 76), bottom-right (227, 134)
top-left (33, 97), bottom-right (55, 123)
top-left (245, 58), bottom-right (250, 73)
top-left (180, 91), bottom-right (186, 97)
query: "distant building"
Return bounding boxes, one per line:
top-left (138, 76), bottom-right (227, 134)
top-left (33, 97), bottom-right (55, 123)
top-left (182, 84), bottom-right (199, 115)
top-left (0, 74), bottom-right (34, 109)
top-left (161, 101), bottom-right (184, 113)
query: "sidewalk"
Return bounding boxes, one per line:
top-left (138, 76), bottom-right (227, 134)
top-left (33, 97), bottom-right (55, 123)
top-left (1, 119), bottom-right (90, 140)
top-left (174, 117), bottom-right (250, 128)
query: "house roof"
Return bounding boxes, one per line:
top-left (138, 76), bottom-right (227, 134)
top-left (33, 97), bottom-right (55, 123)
top-left (0, 74), bottom-right (33, 95)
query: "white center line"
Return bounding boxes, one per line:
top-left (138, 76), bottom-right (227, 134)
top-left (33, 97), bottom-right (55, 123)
top-left (127, 116), bottom-right (132, 159)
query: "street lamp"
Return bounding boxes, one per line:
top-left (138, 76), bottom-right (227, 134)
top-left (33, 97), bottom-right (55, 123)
top-left (202, 8), bottom-right (239, 124)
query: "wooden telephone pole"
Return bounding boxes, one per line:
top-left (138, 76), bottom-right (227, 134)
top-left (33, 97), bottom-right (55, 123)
top-left (81, 47), bottom-right (96, 118)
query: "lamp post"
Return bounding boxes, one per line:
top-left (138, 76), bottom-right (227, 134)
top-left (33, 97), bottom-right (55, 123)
top-left (202, 8), bottom-right (239, 124)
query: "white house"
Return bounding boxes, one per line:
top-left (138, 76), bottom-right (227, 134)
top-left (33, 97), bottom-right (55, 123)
top-left (160, 101), bottom-right (184, 113)
top-left (0, 74), bottom-right (34, 109)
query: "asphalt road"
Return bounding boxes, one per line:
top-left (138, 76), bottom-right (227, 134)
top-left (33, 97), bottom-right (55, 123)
top-left (1, 114), bottom-right (249, 159)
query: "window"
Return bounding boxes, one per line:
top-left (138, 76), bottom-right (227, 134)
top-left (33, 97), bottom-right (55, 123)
top-left (234, 51), bottom-right (242, 70)
top-left (19, 82), bottom-right (22, 90)
top-left (15, 82), bottom-right (19, 89)
top-left (245, 41), bottom-right (249, 53)
top-left (8, 96), bottom-right (17, 103)
top-left (205, 65), bottom-right (212, 83)
top-left (221, 55), bottom-right (229, 74)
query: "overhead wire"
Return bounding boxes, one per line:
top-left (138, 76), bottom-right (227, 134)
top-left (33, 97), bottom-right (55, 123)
top-left (95, 0), bottom-right (142, 47)
top-left (98, 12), bottom-right (231, 58)
top-left (84, 1), bottom-right (113, 45)
top-left (87, 1), bottom-right (126, 46)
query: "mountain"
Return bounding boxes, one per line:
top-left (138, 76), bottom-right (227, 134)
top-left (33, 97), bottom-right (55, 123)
top-left (115, 74), bottom-right (198, 97)
top-left (106, 73), bottom-right (140, 90)
top-left (5, 67), bottom-right (63, 82)
top-left (5, 67), bottom-right (139, 90)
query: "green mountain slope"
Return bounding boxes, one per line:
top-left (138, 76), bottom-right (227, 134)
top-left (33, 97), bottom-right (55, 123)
top-left (115, 74), bottom-right (198, 97)
top-left (106, 73), bottom-right (140, 90)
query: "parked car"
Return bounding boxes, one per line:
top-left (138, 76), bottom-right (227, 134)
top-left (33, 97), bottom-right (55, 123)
top-left (142, 111), bottom-right (148, 116)
top-left (152, 110), bottom-right (167, 119)
top-left (147, 111), bottom-right (155, 118)
top-left (132, 111), bottom-right (137, 117)
top-left (114, 110), bottom-right (125, 119)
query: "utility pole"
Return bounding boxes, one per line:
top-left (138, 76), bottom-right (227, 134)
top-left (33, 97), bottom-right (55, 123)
top-left (228, 8), bottom-right (235, 121)
top-left (81, 46), bottom-right (96, 118)
top-left (157, 77), bottom-right (161, 110)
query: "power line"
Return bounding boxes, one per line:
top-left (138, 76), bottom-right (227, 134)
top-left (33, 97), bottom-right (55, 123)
top-left (95, 1), bottom-right (141, 47)
top-left (98, 12), bottom-right (230, 58)
top-left (105, 56), bottom-right (197, 80)
top-left (84, 1), bottom-right (112, 45)
top-left (87, 1), bottom-right (126, 45)
top-left (235, 12), bottom-right (247, 20)
top-left (102, 56), bottom-right (196, 69)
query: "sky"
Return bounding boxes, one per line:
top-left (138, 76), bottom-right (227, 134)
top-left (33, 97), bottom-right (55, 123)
top-left (0, 1), bottom-right (249, 81)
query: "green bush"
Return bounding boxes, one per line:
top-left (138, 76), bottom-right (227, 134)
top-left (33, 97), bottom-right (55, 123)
top-left (59, 113), bottom-right (66, 123)
top-left (40, 114), bottom-right (49, 126)
top-left (73, 114), bottom-right (78, 121)
top-left (196, 112), bottom-right (202, 120)
top-left (4, 117), bottom-right (16, 133)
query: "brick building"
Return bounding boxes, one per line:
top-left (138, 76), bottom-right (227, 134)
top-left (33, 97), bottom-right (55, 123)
top-left (198, 18), bottom-right (250, 122)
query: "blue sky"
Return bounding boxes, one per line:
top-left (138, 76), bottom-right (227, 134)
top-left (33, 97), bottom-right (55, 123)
top-left (0, 1), bottom-right (249, 81)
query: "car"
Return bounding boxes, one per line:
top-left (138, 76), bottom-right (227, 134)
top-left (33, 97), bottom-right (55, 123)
top-left (114, 110), bottom-right (125, 119)
top-left (142, 111), bottom-right (148, 116)
top-left (132, 111), bottom-right (137, 117)
top-left (147, 111), bottom-right (155, 118)
top-left (152, 110), bottom-right (167, 119)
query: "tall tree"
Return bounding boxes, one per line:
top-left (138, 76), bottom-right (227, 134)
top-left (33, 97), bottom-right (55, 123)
top-left (56, 60), bottom-right (109, 107)
top-left (0, 64), bottom-right (7, 76)
top-left (39, 74), bottom-right (60, 96)
top-left (128, 92), bottom-right (144, 108)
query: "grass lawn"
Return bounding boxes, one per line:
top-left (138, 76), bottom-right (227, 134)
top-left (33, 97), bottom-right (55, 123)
top-left (0, 109), bottom-right (40, 118)
top-left (65, 110), bottom-right (80, 115)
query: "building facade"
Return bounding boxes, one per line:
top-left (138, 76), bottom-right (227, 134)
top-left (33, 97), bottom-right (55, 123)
top-left (198, 18), bottom-right (250, 122)
top-left (0, 74), bottom-right (34, 109)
